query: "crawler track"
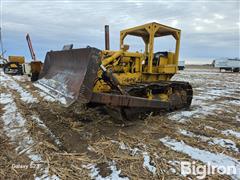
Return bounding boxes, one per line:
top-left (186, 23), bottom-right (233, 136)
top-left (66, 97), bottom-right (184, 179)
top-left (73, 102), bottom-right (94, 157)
top-left (92, 81), bottom-right (193, 120)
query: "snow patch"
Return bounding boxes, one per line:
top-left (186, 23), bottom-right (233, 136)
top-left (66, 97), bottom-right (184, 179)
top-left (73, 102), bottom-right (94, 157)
top-left (222, 130), bottom-right (240, 139)
top-left (12, 75), bottom-right (30, 82)
top-left (142, 152), bottom-right (156, 174)
top-left (118, 141), bottom-right (141, 156)
top-left (236, 115), bottom-right (240, 122)
top-left (179, 129), bottom-right (239, 152)
top-left (35, 169), bottom-right (60, 180)
top-left (1, 73), bottom-right (37, 103)
top-left (160, 137), bottom-right (240, 179)
top-left (168, 103), bottom-right (222, 122)
top-left (209, 139), bottom-right (239, 152)
top-left (113, 141), bottom-right (156, 174)
top-left (228, 100), bottom-right (240, 106)
top-left (205, 126), bottom-right (216, 130)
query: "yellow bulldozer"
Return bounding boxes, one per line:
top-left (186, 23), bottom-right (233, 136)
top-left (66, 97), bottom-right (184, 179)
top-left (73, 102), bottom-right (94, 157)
top-left (0, 32), bottom-right (42, 79)
top-left (37, 22), bottom-right (193, 120)
top-left (2, 55), bottom-right (25, 75)
top-left (0, 28), bottom-right (24, 75)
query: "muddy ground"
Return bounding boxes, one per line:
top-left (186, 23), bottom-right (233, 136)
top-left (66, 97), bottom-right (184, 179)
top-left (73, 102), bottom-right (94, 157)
top-left (0, 67), bottom-right (239, 179)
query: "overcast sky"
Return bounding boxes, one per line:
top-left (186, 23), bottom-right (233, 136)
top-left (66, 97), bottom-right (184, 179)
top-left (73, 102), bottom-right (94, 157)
top-left (0, 0), bottom-right (239, 64)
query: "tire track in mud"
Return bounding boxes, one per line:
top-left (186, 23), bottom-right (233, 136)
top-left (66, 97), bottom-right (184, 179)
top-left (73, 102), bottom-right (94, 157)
top-left (1, 74), bottom-right (62, 147)
top-left (0, 102), bottom-right (35, 179)
top-left (2, 77), bottom-right (83, 152)
top-left (0, 89), bottom-right (50, 178)
top-left (1, 74), bottom-right (102, 178)
top-left (0, 74), bottom-right (63, 178)
top-left (9, 75), bottom-right (150, 152)
top-left (6, 74), bottom-right (122, 153)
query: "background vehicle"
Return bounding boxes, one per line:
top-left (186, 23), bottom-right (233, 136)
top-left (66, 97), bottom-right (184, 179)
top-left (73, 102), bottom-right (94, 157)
top-left (213, 58), bottom-right (240, 72)
top-left (3, 56), bottom-right (25, 75)
top-left (0, 27), bottom-right (25, 75)
top-left (25, 33), bottom-right (43, 81)
top-left (178, 60), bottom-right (185, 70)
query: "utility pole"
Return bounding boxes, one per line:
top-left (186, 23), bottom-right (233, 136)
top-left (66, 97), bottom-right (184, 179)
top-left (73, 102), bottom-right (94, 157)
top-left (0, 27), bottom-right (4, 58)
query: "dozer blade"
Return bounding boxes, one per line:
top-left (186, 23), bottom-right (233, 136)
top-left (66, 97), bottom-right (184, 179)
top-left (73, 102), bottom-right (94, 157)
top-left (37, 47), bottom-right (101, 106)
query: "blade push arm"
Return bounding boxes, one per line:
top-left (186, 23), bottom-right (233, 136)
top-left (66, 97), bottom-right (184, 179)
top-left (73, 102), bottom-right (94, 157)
top-left (100, 50), bottom-right (125, 94)
top-left (101, 50), bottom-right (123, 66)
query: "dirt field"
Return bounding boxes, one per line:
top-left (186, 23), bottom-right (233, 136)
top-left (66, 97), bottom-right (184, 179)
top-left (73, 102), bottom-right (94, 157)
top-left (0, 67), bottom-right (239, 179)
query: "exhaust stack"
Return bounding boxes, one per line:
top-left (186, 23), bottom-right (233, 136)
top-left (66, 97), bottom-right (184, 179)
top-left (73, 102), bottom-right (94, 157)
top-left (105, 25), bottom-right (110, 50)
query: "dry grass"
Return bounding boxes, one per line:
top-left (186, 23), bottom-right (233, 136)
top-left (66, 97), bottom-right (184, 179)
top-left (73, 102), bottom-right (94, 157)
top-left (0, 68), bottom-right (239, 179)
